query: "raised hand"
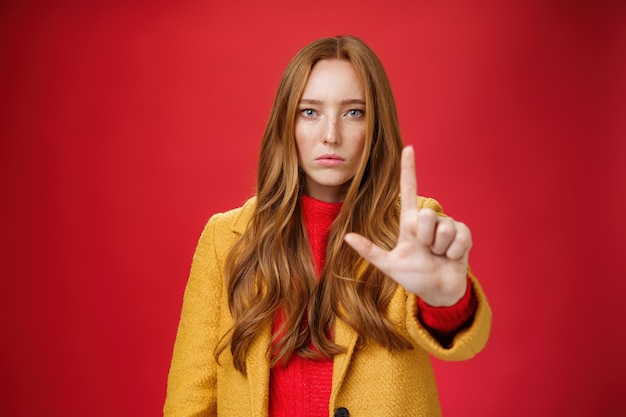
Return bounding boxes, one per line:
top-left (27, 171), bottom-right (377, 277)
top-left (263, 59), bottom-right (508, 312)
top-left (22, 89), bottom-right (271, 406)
top-left (344, 146), bottom-right (470, 307)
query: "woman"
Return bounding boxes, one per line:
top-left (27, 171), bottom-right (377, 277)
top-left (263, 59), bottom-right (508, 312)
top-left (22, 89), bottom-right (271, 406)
top-left (164, 35), bottom-right (491, 417)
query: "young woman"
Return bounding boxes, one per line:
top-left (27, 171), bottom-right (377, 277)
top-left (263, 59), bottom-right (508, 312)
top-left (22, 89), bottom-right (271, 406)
top-left (164, 35), bottom-right (491, 417)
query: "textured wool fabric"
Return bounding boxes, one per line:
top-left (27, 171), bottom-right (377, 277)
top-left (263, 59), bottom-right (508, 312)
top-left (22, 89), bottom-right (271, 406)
top-left (164, 196), bottom-right (492, 417)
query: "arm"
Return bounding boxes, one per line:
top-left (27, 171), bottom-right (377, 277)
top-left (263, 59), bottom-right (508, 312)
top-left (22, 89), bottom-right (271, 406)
top-left (344, 146), bottom-right (491, 360)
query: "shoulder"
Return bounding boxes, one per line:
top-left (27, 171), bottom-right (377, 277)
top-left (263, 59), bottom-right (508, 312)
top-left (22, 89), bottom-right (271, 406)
top-left (206, 196), bottom-right (257, 235)
top-left (193, 197), bottom-right (257, 261)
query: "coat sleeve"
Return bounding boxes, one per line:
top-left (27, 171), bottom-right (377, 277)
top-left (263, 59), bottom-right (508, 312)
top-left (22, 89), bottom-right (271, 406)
top-left (164, 214), bottom-right (225, 417)
top-left (405, 197), bottom-right (492, 361)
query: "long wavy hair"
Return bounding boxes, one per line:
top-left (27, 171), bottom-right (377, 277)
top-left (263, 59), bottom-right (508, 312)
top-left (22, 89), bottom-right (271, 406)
top-left (216, 35), bottom-right (411, 374)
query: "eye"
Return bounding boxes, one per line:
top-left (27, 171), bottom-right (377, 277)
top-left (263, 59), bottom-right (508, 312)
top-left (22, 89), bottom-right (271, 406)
top-left (300, 108), bottom-right (316, 117)
top-left (347, 109), bottom-right (364, 118)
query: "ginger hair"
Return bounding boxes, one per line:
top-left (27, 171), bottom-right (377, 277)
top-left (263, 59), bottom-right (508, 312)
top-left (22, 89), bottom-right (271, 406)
top-left (216, 35), bottom-right (411, 373)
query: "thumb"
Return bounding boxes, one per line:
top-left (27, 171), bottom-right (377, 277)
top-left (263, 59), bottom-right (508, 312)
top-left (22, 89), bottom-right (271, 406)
top-left (344, 232), bottom-right (389, 272)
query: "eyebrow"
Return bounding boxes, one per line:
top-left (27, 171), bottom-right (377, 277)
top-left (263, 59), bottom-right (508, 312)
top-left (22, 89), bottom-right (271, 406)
top-left (299, 98), bottom-right (366, 105)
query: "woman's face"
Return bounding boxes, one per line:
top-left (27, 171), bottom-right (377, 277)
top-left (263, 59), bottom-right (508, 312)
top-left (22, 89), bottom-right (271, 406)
top-left (295, 59), bottom-right (367, 203)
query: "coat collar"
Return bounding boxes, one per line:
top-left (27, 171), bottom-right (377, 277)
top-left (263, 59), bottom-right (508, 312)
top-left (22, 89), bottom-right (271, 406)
top-left (231, 196), bottom-right (257, 235)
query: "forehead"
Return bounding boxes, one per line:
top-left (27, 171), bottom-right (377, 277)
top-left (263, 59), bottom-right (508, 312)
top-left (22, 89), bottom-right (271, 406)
top-left (301, 59), bottom-right (364, 99)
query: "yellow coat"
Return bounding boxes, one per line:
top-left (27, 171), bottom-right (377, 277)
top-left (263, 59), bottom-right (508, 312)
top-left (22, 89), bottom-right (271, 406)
top-left (164, 197), bottom-right (491, 417)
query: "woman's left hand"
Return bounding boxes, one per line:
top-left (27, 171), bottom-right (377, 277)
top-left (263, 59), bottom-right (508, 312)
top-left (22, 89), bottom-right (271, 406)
top-left (344, 146), bottom-right (471, 307)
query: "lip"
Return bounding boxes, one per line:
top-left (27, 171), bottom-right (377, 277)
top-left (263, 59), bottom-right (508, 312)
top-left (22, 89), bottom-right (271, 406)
top-left (316, 153), bottom-right (345, 167)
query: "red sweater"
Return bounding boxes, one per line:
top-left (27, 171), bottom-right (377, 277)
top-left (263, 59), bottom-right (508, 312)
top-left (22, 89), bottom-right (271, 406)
top-left (269, 195), bottom-right (476, 417)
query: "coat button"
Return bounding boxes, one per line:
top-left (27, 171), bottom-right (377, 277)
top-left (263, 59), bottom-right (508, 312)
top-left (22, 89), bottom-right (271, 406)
top-left (334, 407), bottom-right (349, 417)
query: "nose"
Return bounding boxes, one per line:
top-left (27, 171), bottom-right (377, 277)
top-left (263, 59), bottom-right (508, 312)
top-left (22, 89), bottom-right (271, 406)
top-left (322, 117), bottom-right (341, 144)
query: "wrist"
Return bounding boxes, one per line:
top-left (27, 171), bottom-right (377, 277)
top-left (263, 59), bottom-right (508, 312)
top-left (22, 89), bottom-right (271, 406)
top-left (417, 275), bottom-right (477, 334)
top-left (419, 276), bottom-right (468, 307)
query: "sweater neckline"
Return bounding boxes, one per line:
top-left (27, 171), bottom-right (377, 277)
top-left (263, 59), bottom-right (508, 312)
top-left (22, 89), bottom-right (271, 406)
top-left (301, 194), bottom-right (343, 218)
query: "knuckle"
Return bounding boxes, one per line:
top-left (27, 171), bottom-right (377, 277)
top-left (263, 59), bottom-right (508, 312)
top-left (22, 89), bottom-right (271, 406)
top-left (436, 221), bottom-right (455, 239)
top-left (455, 223), bottom-right (473, 248)
top-left (456, 232), bottom-right (472, 248)
top-left (419, 207), bottom-right (436, 219)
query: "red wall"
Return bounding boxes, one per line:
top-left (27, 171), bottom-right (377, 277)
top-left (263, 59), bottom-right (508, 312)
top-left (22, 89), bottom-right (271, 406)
top-left (1, 1), bottom-right (625, 415)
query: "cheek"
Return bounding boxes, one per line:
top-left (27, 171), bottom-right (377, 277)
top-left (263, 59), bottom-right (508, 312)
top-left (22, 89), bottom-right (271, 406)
top-left (294, 124), bottom-right (305, 152)
top-left (295, 123), bottom-right (320, 152)
top-left (294, 131), bottom-right (310, 161)
top-left (294, 122), bottom-right (310, 147)
top-left (353, 128), bottom-right (367, 156)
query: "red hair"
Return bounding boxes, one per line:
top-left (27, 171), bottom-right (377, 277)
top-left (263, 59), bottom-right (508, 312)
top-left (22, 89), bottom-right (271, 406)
top-left (216, 35), bottom-right (410, 374)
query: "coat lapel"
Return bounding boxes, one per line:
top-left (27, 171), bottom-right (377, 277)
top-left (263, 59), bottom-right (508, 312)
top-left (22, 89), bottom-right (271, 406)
top-left (329, 317), bottom-right (359, 408)
top-left (245, 323), bottom-right (271, 417)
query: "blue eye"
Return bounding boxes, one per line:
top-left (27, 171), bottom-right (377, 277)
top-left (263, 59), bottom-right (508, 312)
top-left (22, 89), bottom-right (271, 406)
top-left (347, 109), bottom-right (364, 117)
top-left (301, 109), bottom-right (315, 117)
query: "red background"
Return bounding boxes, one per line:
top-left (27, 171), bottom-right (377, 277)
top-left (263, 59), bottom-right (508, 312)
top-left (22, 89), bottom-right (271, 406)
top-left (1, 1), bottom-right (625, 416)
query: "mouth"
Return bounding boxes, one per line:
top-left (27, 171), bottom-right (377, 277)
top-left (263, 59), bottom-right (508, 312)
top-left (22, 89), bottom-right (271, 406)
top-left (316, 154), bottom-right (345, 167)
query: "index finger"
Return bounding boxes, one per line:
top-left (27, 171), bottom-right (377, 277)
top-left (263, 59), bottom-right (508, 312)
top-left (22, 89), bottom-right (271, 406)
top-left (400, 145), bottom-right (418, 214)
